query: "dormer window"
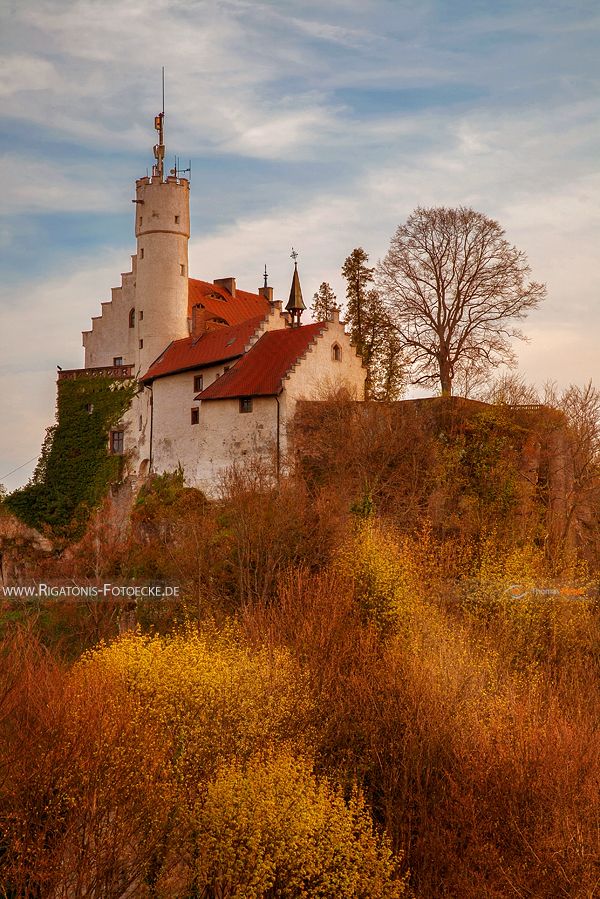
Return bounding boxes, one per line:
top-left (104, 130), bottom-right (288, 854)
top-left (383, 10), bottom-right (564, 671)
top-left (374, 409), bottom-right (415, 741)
top-left (332, 343), bottom-right (342, 362)
top-left (129, 308), bottom-right (135, 328)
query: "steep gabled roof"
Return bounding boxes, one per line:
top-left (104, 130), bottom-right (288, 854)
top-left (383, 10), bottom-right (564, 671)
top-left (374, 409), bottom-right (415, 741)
top-left (141, 316), bottom-right (265, 382)
top-left (188, 278), bottom-right (270, 325)
top-left (197, 322), bottom-right (326, 400)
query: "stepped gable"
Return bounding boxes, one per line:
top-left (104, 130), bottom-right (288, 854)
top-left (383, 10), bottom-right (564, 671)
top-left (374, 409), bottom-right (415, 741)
top-left (188, 278), bottom-right (270, 325)
top-left (197, 322), bottom-right (325, 400)
top-left (141, 316), bottom-right (265, 383)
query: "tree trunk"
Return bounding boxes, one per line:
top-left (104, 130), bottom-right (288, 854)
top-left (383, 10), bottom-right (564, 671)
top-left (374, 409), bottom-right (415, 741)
top-left (439, 360), bottom-right (452, 396)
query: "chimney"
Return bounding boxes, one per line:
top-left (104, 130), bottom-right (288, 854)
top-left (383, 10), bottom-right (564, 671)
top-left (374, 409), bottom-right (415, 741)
top-left (214, 277), bottom-right (236, 297)
top-left (259, 285), bottom-right (274, 302)
top-left (191, 304), bottom-right (208, 339)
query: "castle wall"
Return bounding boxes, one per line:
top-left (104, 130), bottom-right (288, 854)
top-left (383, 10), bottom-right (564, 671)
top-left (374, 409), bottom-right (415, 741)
top-left (194, 396), bottom-right (279, 495)
top-left (150, 363), bottom-right (243, 485)
top-left (82, 266), bottom-right (138, 370)
top-left (283, 317), bottom-right (366, 407)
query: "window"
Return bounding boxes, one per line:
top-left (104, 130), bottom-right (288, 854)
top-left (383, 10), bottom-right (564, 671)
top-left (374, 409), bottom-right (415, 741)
top-left (139, 415), bottom-right (143, 431)
top-left (128, 308), bottom-right (135, 328)
top-left (139, 339), bottom-right (144, 349)
top-left (113, 356), bottom-right (123, 367)
top-left (140, 248), bottom-right (144, 259)
top-left (139, 310), bottom-right (144, 321)
top-left (180, 263), bottom-right (185, 276)
top-left (191, 407), bottom-right (199, 425)
top-left (239, 397), bottom-right (253, 413)
top-left (110, 431), bottom-right (124, 454)
top-left (85, 403), bottom-right (94, 415)
top-left (194, 374), bottom-right (203, 392)
top-left (174, 215), bottom-right (180, 224)
top-left (332, 343), bottom-right (342, 362)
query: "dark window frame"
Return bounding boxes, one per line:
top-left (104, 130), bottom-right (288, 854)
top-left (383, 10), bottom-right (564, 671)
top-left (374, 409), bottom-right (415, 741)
top-left (191, 407), bottom-right (199, 425)
top-left (110, 430), bottom-right (125, 455)
top-left (239, 397), bottom-right (253, 414)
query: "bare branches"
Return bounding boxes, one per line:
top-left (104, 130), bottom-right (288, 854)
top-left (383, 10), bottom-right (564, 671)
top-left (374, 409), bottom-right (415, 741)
top-left (377, 207), bottom-right (546, 395)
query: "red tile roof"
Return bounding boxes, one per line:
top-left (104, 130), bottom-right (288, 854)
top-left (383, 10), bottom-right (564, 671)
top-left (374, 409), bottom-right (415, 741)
top-left (141, 316), bottom-right (265, 382)
top-left (197, 322), bottom-right (326, 400)
top-left (188, 278), bottom-right (270, 325)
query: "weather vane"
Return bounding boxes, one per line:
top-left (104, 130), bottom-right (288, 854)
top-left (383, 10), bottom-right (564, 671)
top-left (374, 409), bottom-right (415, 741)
top-left (290, 247), bottom-right (299, 265)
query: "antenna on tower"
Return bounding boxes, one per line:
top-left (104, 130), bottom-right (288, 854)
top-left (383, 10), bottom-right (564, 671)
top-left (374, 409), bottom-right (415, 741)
top-left (152, 67), bottom-right (166, 180)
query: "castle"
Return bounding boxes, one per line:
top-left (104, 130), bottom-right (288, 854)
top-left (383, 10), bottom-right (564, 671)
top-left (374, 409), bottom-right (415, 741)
top-left (60, 111), bottom-right (365, 495)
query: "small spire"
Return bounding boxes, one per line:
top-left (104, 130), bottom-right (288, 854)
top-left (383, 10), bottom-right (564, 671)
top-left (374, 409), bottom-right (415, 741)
top-left (263, 264), bottom-right (269, 289)
top-left (286, 248), bottom-right (306, 326)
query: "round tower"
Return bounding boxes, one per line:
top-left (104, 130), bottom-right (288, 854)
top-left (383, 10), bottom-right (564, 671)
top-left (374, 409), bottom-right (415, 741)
top-left (133, 112), bottom-right (190, 375)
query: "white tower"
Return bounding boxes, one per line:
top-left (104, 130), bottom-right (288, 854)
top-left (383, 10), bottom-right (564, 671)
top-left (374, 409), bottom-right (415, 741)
top-left (133, 109), bottom-right (190, 375)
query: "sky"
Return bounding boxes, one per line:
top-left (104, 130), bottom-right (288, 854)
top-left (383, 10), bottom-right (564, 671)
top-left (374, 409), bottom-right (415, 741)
top-left (0, 0), bottom-right (599, 489)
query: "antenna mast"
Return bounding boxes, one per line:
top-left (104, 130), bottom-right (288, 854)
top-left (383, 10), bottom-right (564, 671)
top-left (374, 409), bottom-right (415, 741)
top-left (153, 67), bottom-right (165, 180)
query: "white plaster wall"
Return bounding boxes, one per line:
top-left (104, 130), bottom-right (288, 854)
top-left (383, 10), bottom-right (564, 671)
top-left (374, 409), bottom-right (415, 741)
top-left (284, 318), bottom-right (365, 407)
top-left (150, 363), bottom-right (243, 484)
top-left (194, 397), bottom-right (279, 495)
top-left (277, 318), bottom-right (365, 466)
top-left (82, 265), bottom-right (138, 369)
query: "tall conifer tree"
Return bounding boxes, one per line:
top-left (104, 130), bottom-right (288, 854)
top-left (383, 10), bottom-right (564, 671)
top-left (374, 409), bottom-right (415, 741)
top-left (311, 283), bottom-right (338, 321)
top-left (342, 248), bottom-right (405, 399)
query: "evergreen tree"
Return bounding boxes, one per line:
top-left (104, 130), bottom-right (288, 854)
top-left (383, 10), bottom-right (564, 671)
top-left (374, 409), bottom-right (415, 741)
top-left (311, 282), bottom-right (338, 321)
top-left (342, 248), bottom-right (405, 400)
top-left (341, 248), bottom-right (374, 359)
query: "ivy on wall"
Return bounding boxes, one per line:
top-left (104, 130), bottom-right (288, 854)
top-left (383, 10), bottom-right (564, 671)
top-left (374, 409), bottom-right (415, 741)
top-left (6, 376), bottom-right (137, 541)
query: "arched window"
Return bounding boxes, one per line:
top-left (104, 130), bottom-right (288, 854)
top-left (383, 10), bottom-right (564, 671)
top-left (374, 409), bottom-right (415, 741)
top-left (128, 308), bottom-right (135, 328)
top-left (332, 343), bottom-right (342, 362)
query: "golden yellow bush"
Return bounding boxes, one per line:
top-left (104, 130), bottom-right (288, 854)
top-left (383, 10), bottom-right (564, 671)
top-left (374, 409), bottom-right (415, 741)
top-left (79, 629), bottom-right (316, 793)
top-left (190, 751), bottom-right (407, 898)
top-left (338, 521), bottom-right (423, 635)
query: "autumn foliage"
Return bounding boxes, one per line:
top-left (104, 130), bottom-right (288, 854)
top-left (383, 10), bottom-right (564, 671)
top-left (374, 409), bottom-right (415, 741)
top-left (1, 395), bottom-right (600, 897)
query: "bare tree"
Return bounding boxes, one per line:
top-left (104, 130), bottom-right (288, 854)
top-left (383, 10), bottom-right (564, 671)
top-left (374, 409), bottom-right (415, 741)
top-left (377, 207), bottom-right (546, 396)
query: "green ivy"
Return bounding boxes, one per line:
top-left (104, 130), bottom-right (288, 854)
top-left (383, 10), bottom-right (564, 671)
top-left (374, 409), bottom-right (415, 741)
top-left (6, 375), bottom-right (137, 540)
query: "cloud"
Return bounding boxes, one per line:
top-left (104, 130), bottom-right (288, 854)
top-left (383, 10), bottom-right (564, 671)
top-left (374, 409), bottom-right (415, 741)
top-left (0, 154), bottom-right (125, 214)
top-left (0, 53), bottom-right (62, 96)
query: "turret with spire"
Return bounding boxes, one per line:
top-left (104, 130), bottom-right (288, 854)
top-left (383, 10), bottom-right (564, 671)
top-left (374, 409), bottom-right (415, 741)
top-left (286, 248), bottom-right (306, 327)
top-left (133, 94), bottom-right (190, 374)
